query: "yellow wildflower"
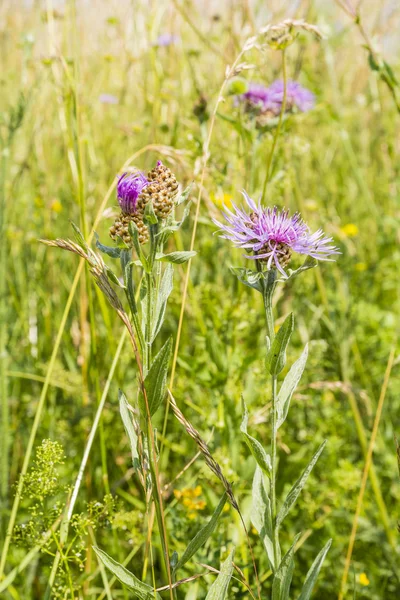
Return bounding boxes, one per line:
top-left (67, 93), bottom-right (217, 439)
top-left (340, 223), bottom-right (359, 237)
top-left (210, 191), bottom-right (232, 210)
top-left (50, 199), bottom-right (62, 213)
top-left (358, 573), bottom-right (370, 586)
top-left (355, 262), bottom-right (367, 272)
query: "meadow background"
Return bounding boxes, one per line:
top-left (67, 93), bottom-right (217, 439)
top-left (1, 0), bottom-right (400, 598)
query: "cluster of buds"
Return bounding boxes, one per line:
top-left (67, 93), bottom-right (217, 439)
top-left (109, 161), bottom-right (179, 245)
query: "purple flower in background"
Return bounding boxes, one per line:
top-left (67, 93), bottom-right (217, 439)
top-left (153, 34), bottom-right (179, 47)
top-left (238, 83), bottom-right (273, 111)
top-left (268, 80), bottom-right (315, 112)
top-left (117, 171), bottom-right (149, 214)
top-left (99, 93), bottom-right (119, 105)
top-left (213, 192), bottom-right (338, 276)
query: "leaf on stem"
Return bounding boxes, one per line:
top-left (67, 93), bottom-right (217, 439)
top-left (205, 549), bottom-right (235, 600)
top-left (175, 182), bottom-right (193, 206)
top-left (230, 267), bottom-right (264, 292)
top-left (156, 250), bottom-right (197, 264)
top-left (174, 493), bottom-right (227, 572)
top-left (240, 399), bottom-right (272, 475)
top-left (251, 466), bottom-right (277, 571)
top-left (139, 337), bottom-right (172, 417)
top-left (93, 546), bottom-right (161, 599)
top-left (266, 313), bottom-right (294, 376)
top-left (152, 263), bottom-right (174, 341)
top-left (297, 539), bottom-right (332, 600)
top-left (276, 344), bottom-right (308, 429)
top-left (276, 441), bottom-right (326, 529)
top-left (272, 533), bottom-right (301, 600)
top-left (119, 390), bottom-right (140, 469)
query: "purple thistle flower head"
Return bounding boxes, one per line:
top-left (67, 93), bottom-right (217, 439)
top-left (268, 79), bottom-right (315, 113)
top-left (117, 171), bottom-right (149, 214)
top-left (213, 192), bottom-right (339, 278)
top-left (237, 83), bottom-right (273, 112)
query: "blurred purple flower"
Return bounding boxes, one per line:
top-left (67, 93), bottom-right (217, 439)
top-left (268, 80), bottom-right (315, 112)
top-left (117, 171), bottom-right (149, 214)
top-left (213, 192), bottom-right (338, 276)
top-left (153, 34), bottom-right (179, 47)
top-left (99, 93), bottom-right (119, 105)
top-left (237, 83), bottom-right (273, 112)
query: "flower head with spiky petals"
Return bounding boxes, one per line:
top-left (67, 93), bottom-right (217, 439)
top-left (213, 192), bottom-right (339, 277)
top-left (117, 171), bottom-right (149, 214)
top-left (237, 83), bottom-right (274, 112)
top-left (268, 79), bottom-right (315, 113)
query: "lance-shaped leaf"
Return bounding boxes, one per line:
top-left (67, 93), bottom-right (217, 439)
top-left (276, 441), bottom-right (326, 530)
top-left (93, 546), bottom-right (161, 600)
top-left (121, 249), bottom-right (137, 314)
top-left (240, 400), bottom-right (271, 475)
top-left (278, 256), bottom-right (317, 283)
top-left (230, 267), bottom-right (264, 292)
top-left (152, 263), bottom-right (173, 341)
top-left (143, 199), bottom-right (158, 225)
top-left (95, 234), bottom-right (122, 258)
top-left (266, 313), bottom-right (294, 376)
top-left (176, 182), bottom-right (193, 206)
top-left (205, 549), bottom-right (235, 600)
top-left (119, 390), bottom-right (140, 469)
top-left (139, 337), bottom-right (172, 417)
top-left (175, 493), bottom-right (227, 571)
top-left (272, 533), bottom-right (301, 600)
top-left (276, 344), bottom-right (308, 429)
top-left (251, 466), bottom-right (278, 571)
top-left (297, 539), bottom-right (332, 600)
top-left (157, 250), bottom-right (197, 264)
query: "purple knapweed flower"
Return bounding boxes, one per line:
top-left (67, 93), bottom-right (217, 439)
top-left (213, 192), bottom-right (339, 277)
top-left (99, 93), bottom-right (119, 105)
top-left (117, 171), bottom-right (149, 214)
top-left (237, 83), bottom-right (273, 112)
top-left (268, 79), bottom-right (315, 113)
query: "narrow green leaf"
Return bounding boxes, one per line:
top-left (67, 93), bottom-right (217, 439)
top-left (276, 344), bottom-right (308, 429)
top-left (205, 549), bottom-right (235, 600)
top-left (152, 264), bottom-right (173, 341)
top-left (266, 313), bottom-right (294, 376)
top-left (159, 200), bottom-right (192, 236)
top-left (119, 390), bottom-right (140, 469)
top-left (175, 182), bottom-right (193, 206)
top-left (297, 539), bottom-right (332, 600)
top-left (143, 199), bottom-right (158, 225)
top-left (251, 466), bottom-right (277, 571)
top-left (95, 234), bottom-right (122, 258)
top-left (230, 267), bottom-right (264, 292)
top-left (157, 250), bottom-right (197, 264)
top-left (240, 400), bottom-right (271, 475)
top-left (120, 249), bottom-right (137, 314)
top-left (175, 493), bottom-right (227, 571)
top-left (282, 256), bottom-right (317, 282)
top-left (70, 222), bottom-right (88, 251)
top-left (272, 533), bottom-right (301, 600)
top-left (276, 441), bottom-right (326, 529)
top-left (93, 546), bottom-right (161, 600)
top-left (139, 337), bottom-right (172, 417)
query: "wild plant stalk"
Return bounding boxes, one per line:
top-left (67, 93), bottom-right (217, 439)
top-left (214, 188), bottom-right (339, 595)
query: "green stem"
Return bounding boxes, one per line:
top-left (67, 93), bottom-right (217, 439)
top-left (261, 49), bottom-right (288, 202)
top-left (262, 269), bottom-right (279, 569)
top-left (271, 375), bottom-right (279, 567)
